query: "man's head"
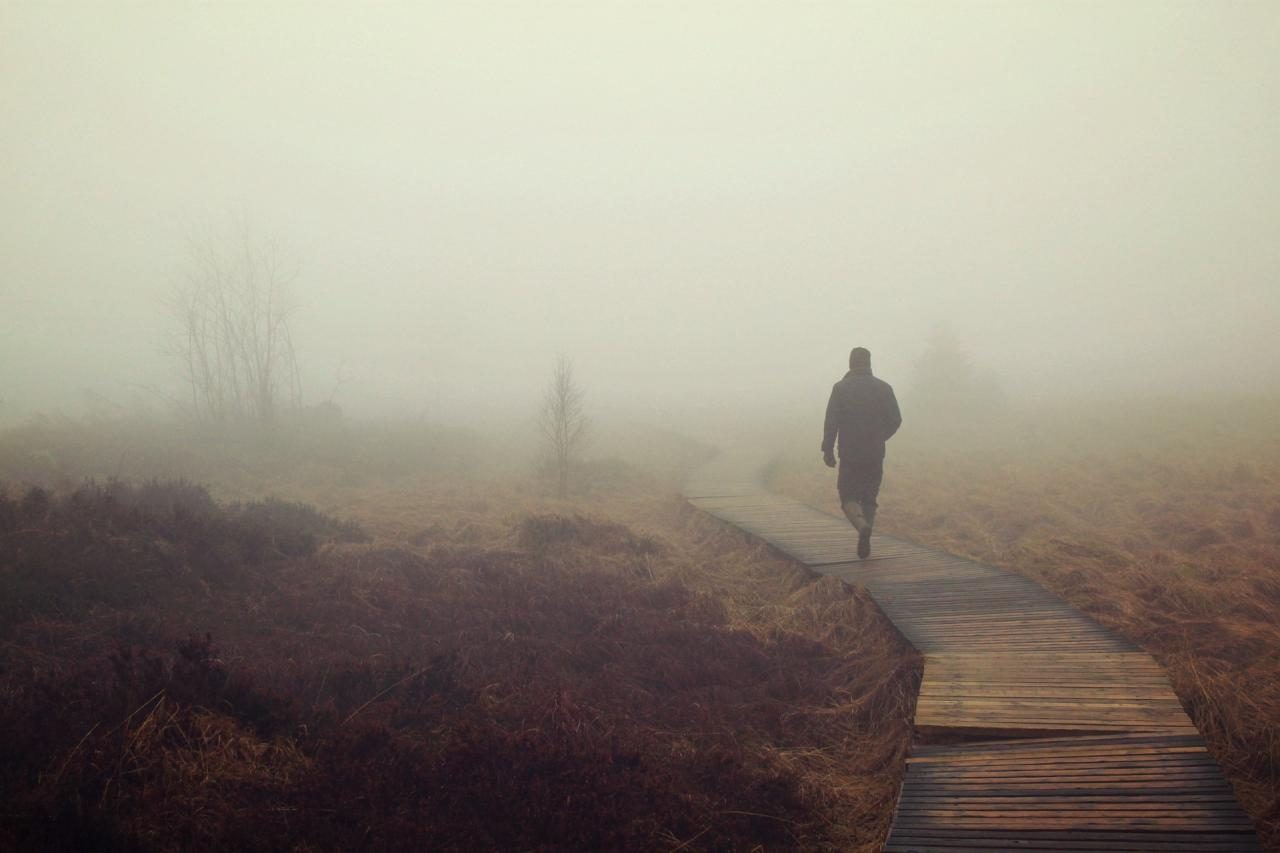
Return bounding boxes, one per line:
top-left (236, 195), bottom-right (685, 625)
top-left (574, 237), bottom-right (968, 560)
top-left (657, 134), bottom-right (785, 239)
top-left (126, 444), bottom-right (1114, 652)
top-left (849, 347), bottom-right (871, 370)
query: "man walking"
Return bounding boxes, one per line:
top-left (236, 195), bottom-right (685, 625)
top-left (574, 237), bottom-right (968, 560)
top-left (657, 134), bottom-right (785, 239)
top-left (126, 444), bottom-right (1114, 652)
top-left (822, 347), bottom-right (902, 559)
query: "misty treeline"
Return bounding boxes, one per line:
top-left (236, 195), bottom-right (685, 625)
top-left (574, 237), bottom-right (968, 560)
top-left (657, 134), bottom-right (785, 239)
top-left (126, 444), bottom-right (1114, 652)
top-left (155, 222), bottom-right (595, 497)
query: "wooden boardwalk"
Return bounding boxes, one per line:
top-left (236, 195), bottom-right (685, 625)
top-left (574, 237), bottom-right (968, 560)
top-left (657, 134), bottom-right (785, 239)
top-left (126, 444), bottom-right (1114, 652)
top-left (684, 453), bottom-right (1260, 851)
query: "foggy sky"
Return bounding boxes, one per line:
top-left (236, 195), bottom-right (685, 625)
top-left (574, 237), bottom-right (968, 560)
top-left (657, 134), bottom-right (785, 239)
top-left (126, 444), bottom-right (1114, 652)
top-left (3, 2), bottom-right (1278, 424)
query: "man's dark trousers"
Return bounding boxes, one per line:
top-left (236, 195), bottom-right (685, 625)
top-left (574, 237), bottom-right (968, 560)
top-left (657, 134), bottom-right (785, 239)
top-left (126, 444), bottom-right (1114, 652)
top-left (837, 457), bottom-right (883, 530)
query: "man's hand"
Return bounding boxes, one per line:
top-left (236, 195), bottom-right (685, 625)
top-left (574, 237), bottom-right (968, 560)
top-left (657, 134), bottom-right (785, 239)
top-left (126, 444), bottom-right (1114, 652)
top-left (823, 451), bottom-right (837, 469)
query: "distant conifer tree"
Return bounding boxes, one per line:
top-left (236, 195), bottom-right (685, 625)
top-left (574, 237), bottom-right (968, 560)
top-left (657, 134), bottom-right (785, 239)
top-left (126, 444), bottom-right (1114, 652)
top-left (539, 356), bottom-right (589, 499)
top-left (909, 326), bottom-right (1005, 423)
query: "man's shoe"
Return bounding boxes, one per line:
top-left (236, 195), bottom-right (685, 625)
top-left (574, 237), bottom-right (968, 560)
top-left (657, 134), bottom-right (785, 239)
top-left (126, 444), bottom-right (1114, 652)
top-left (857, 528), bottom-right (872, 560)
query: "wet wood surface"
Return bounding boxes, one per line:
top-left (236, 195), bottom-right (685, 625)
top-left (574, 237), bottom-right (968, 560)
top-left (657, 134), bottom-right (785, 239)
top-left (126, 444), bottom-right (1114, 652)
top-left (684, 453), bottom-right (1259, 851)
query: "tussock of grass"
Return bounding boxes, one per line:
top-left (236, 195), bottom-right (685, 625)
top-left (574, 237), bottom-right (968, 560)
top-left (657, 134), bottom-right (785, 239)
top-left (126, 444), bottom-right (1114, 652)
top-left (517, 513), bottom-right (663, 555)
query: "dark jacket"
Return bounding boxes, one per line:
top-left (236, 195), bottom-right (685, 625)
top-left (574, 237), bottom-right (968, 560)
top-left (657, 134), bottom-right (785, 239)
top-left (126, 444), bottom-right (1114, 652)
top-left (822, 368), bottom-right (902, 462)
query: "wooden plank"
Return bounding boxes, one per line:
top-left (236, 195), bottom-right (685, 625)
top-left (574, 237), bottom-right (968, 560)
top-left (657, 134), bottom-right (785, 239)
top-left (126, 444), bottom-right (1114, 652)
top-left (911, 712), bottom-right (1198, 727)
top-left (900, 784), bottom-right (1238, 796)
top-left (910, 733), bottom-right (1206, 756)
top-left (904, 767), bottom-right (1230, 780)
top-left (886, 836), bottom-right (1261, 852)
top-left (907, 745), bottom-right (1209, 762)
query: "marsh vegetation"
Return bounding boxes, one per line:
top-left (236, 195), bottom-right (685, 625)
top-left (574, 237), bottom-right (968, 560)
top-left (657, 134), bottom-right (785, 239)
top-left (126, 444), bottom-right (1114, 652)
top-left (0, 418), bottom-right (918, 851)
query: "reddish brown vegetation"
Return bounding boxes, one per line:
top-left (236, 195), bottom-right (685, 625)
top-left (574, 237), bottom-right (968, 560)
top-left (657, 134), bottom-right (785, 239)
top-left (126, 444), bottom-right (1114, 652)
top-left (1, 477), bottom-right (917, 851)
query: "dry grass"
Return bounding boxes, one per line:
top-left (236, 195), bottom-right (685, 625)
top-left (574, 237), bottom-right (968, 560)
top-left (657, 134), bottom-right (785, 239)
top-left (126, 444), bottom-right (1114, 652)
top-left (1, 422), bottom-right (917, 851)
top-left (265, 474), bottom-right (922, 850)
top-left (770, 394), bottom-right (1280, 849)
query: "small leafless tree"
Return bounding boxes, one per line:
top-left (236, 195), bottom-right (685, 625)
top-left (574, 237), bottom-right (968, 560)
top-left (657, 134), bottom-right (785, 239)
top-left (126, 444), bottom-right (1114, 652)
top-left (168, 223), bottom-right (302, 425)
top-left (539, 356), bottom-right (588, 499)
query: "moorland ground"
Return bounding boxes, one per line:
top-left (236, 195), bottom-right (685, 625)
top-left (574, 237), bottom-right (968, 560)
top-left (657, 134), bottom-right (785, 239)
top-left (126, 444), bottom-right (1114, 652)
top-left (771, 394), bottom-right (1280, 849)
top-left (0, 419), bottom-right (917, 852)
top-left (5, 395), bottom-right (1276, 851)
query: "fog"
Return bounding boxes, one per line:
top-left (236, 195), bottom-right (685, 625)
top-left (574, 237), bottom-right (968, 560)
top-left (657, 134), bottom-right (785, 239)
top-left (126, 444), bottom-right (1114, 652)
top-left (3, 2), bottom-right (1278, 428)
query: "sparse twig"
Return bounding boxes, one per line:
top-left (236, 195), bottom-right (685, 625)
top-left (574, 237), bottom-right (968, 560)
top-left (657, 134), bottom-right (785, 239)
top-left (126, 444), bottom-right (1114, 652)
top-left (666, 825), bottom-right (710, 852)
top-left (46, 722), bottom-right (99, 789)
top-left (342, 665), bottom-right (433, 725)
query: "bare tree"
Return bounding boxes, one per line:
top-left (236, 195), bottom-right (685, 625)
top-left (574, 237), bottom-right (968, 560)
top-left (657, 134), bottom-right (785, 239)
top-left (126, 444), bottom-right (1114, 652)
top-left (539, 356), bottom-right (588, 499)
top-left (168, 222), bottom-right (302, 425)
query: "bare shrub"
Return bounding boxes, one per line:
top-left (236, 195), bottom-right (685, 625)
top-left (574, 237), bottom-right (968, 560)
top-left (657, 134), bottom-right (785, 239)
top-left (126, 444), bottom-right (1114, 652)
top-left (538, 356), bottom-right (588, 498)
top-left (517, 513), bottom-right (661, 555)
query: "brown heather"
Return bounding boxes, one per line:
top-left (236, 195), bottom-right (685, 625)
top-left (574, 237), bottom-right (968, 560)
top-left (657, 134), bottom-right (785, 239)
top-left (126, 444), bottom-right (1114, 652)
top-left (0, 431), bottom-right (918, 852)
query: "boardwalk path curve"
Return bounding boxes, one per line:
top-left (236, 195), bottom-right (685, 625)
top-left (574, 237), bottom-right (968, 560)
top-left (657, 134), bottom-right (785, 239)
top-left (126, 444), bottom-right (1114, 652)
top-left (683, 452), bottom-right (1260, 851)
